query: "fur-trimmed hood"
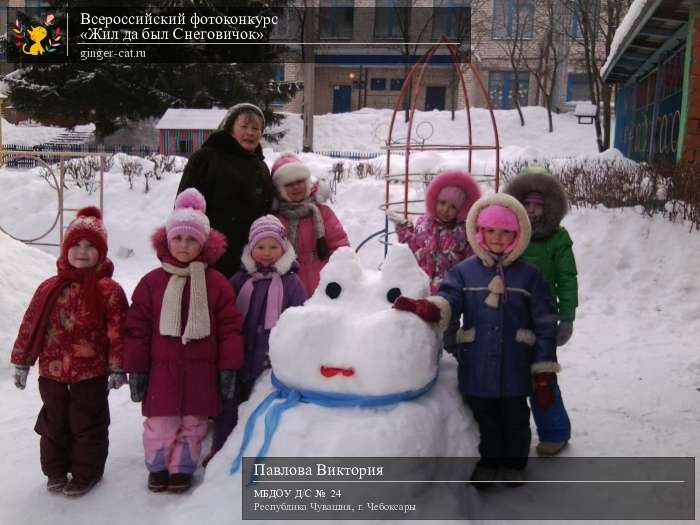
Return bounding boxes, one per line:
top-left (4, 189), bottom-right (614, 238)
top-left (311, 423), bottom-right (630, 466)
top-left (466, 193), bottom-right (531, 267)
top-left (240, 240), bottom-right (297, 275)
top-left (151, 226), bottom-right (228, 266)
top-left (426, 170), bottom-right (481, 222)
top-left (503, 166), bottom-right (569, 239)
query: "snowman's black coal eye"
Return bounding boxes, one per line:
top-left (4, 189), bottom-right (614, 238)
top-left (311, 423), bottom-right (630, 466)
top-left (386, 287), bottom-right (402, 303)
top-left (325, 282), bottom-right (342, 299)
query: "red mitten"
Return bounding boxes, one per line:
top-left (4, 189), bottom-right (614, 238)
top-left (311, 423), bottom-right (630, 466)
top-left (533, 372), bottom-right (556, 413)
top-left (393, 296), bottom-right (441, 323)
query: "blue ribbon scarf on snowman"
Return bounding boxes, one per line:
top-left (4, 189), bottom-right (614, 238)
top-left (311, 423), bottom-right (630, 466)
top-left (230, 371), bottom-right (438, 474)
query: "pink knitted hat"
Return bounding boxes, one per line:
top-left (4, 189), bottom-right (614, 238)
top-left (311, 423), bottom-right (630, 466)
top-left (524, 191), bottom-right (545, 205)
top-left (437, 185), bottom-right (467, 210)
top-left (425, 170), bottom-right (482, 222)
top-left (475, 204), bottom-right (520, 253)
top-left (270, 153), bottom-right (311, 201)
top-left (165, 189), bottom-right (211, 245)
top-left (247, 215), bottom-right (288, 254)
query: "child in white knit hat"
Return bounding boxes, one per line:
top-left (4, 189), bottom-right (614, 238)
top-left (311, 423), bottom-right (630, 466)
top-left (124, 188), bottom-right (244, 493)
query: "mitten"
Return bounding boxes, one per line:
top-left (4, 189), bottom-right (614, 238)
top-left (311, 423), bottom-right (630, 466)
top-left (13, 366), bottom-right (29, 390)
top-left (107, 372), bottom-right (127, 390)
top-left (219, 369), bottom-right (237, 401)
top-left (393, 296), bottom-right (441, 323)
top-left (386, 210), bottom-right (409, 226)
top-left (557, 321), bottom-right (574, 346)
top-left (128, 373), bottom-right (148, 402)
top-left (533, 372), bottom-right (556, 413)
top-left (316, 237), bottom-right (329, 260)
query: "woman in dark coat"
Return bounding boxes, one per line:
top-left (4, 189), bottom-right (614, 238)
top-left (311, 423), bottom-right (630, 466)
top-left (177, 103), bottom-right (276, 278)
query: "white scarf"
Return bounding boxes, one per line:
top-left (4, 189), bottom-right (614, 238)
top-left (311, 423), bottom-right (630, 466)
top-left (159, 261), bottom-right (210, 344)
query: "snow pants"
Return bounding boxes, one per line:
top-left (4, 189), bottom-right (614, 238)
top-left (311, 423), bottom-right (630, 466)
top-left (529, 381), bottom-right (571, 442)
top-left (465, 395), bottom-right (531, 470)
top-left (143, 416), bottom-right (208, 474)
top-left (35, 376), bottom-right (110, 482)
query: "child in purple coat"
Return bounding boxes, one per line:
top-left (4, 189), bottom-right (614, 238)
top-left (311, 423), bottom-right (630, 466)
top-left (208, 215), bottom-right (307, 461)
top-left (388, 170), bottom-right (481, 294)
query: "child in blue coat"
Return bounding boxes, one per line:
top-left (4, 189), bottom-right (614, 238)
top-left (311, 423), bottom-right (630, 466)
top-left (394, 193), bottom-right (559, 488)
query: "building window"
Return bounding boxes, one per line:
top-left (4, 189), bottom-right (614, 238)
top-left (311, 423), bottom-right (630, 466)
top-left (487, 71), bottom-right (529, 109)
top-left (492, 0), bottom-right (534, 40)
top-left (271, 65), bottom-right (285, 107)
top-left (320, 0), bottom-right (354, 39)
top-left (390, 78), bottom-right (404, 91)
top-left (374, 0), bottom-right (410, 40)
top-left (371, 78), bottom-right (387, 91)
top-left (571, 0), bottom-right (598, 40)
top-left (432, 0), bottom-right (471, 40)
top-left (566, 73), bottom-right (589, 101)
top-left (178, 137), bottom-right (192, 155)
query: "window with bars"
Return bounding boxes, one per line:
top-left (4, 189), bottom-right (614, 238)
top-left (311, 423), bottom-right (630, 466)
top-left (431, 0), bottom-right (471, 40)
top-left (492, 0), bottom-right (534, 40)
top-left (320, 0), bottom-right (354, 39)
top-left (374, 0), bottom-right (410, 39)
top-left (487, 71), bottom-right (529, 109)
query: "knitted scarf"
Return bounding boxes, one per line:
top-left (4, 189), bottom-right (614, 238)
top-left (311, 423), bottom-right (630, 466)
top-left (277, 198), bottom-right (328, 259)
top-left (235, 271), bottom-right (284, 330)
top-left (160, 261), bottom-right (210, 344)
top-left (230, 371), bottom-right (438, 476)
top-left (22, 258), bottom-right (112, 363)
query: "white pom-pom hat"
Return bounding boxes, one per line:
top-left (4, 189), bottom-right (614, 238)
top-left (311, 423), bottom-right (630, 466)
top-left (166, 188), bottom-right (211, 245)
top-left (270, 153), bottom-right (312, 201)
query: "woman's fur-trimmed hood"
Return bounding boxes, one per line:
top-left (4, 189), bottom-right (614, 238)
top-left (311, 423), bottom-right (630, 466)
top-left (151, 226), bottom-right (228, 265)
top-left (425, 170), bottom-right (481, 222)
top-left (240, 240), bottom-right (297, 275)
top-left (466, 193), bottom-right (531, 267)
top-left (503, 166), bottom-right (569, 239)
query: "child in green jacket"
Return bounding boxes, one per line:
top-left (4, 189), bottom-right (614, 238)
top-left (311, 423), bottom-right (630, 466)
top-left (505, 165), bottom-right (578, 456)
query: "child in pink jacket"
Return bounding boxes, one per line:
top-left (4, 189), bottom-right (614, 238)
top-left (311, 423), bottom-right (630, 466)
top-left (388, 170), bottom-right (481, 294)
top-left (272, 153), bottom-right (350, 295)
top-left (124, 189), bottom-right (244, 494)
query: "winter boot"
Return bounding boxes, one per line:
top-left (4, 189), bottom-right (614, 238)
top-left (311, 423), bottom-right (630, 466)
top-left (501, 467), bottom-right (526, 488)
top-left (46, 474), bottom-right (68, 492)
top-left (469, 464), bottom-right (499, 490)
top-left (168, 473), bottom-right (193, 493)
top-left (148, 470), bottom-right (169, 493)
top-left (536, 440), bottom-right (568, 456)
top-left (63, 476), bottom-right (101, 497)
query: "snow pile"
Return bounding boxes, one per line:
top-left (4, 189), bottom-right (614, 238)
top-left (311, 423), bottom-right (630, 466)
top-left (0, 232), bottom-right (54, 368)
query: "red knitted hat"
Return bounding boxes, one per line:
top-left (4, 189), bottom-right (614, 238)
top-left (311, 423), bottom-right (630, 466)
top-left (61, 206), bottom-right (108, 263)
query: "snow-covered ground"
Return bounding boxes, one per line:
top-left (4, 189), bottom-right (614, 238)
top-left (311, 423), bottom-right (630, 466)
top-left (0, 108), bottom-right (697, 524)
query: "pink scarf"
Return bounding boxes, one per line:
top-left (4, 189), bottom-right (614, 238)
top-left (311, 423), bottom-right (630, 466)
top-left (235, 272), bottom-right (284, 330)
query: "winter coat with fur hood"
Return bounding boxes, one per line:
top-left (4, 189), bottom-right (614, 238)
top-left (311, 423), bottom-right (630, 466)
top-left (396, 171), bottom-right (481, 294)
top-left (124, 228), bottom-right (244, 417)
top-left (277, 204), bottom-right (349, 295)
top-left (177, 131), bottom-right (276, 278)
top-left (438, 193), bottom-right (559, 398)
top-left (504, 170), bottom-right (578, 322)
top-left (229, 246), bottom-right (307, 384)
top-left (12, 259), bottom-right (127, 384)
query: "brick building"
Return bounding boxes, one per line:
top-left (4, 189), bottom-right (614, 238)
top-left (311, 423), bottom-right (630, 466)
top-left (602, 0), bottom-right (699, 164)
top-left (279, 0), bottom-right (603, 114)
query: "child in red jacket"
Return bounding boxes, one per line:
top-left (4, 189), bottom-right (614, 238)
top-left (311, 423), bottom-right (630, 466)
top-left (11, 207), bottom-right (128, 497)
top-left (124, 189), bottom-right (244, 493)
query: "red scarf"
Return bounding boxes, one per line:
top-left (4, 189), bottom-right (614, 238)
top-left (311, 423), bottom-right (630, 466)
top-left (23, 257), bottom-right (114, 360)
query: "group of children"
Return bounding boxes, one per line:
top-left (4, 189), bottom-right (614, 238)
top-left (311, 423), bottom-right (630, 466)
top-left (11, 153), bottom-right (348, 496)
top-left (11, 153), bottom-right (577, 496)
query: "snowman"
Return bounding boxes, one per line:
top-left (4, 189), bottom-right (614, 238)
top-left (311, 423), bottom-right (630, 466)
top-left (173, 245), bottom-right (479, 525)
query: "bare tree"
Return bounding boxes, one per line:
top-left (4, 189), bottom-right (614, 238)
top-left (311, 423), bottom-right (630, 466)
top-left (519, 0), bottom-right (569, 132)
top-left (564, 0), bottom-right (632, 151)
top-left (490, 0), bottom-right (535, 126)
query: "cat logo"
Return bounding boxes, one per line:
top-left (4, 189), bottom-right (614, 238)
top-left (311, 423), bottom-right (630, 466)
top-left (13, 13), bottom-right (62, 56)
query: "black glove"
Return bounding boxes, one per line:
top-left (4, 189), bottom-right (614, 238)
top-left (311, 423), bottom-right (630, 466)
top-left (316, 237), bottom-right (329, 260)
top-left (129, 373), bottom-right (148, 402)
top-left (219, 369), bottom-right (237, 401)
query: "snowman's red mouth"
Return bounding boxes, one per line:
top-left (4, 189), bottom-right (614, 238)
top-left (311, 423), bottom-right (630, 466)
top-left (320, 366), bottom-right (355, 378)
